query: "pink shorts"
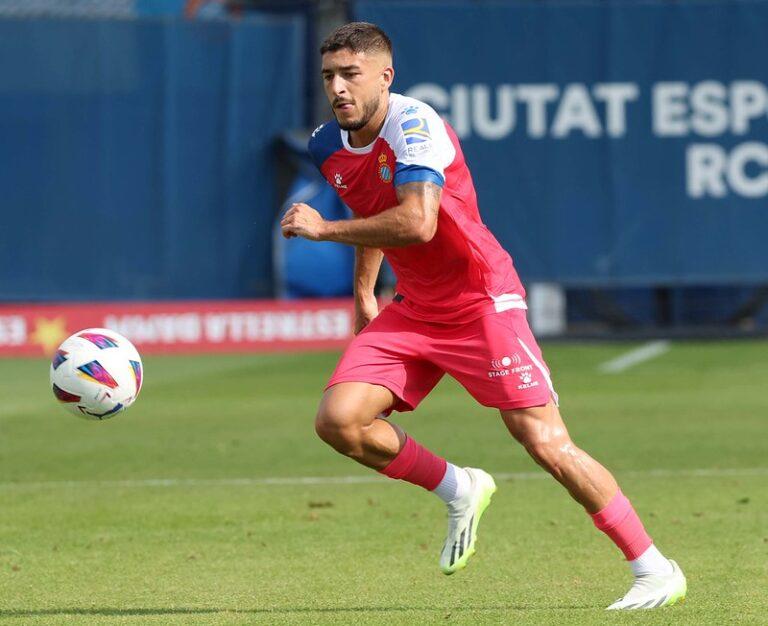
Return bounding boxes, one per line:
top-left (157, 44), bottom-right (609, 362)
top-left (326, 305), bottom-right (558, 414)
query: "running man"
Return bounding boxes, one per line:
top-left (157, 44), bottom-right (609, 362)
top-left (280, 22), bottom-right (686, 610)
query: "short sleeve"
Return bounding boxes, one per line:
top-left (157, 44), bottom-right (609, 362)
top-left (387, 99), bottom-right (456, 188)
top-left (308, 121), bottom-right (343, 170)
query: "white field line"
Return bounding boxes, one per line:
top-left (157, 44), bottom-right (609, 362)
top-left (598, 340), bottom-right (671, 374)
top-left (0, 467), bottom-right (765, 491)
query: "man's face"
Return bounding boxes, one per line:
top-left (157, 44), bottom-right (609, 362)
top-left (321, 48), bottom-right (392, 131)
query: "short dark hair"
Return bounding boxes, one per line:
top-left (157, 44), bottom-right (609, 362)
top-left (320, 22), bottom-right (392, 58)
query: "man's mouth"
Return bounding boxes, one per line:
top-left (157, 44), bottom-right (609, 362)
top-left (335, 102), bottom-right (354, 111)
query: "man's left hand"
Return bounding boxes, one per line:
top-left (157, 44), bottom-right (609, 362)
top-left (281, 203), bottom-right (327, 241)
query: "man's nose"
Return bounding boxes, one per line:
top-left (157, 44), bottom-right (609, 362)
top-left (330, 75), bottom-right (346, 96)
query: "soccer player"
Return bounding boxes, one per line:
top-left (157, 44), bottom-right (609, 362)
top-left (281, 22), bottom-right (686, 610)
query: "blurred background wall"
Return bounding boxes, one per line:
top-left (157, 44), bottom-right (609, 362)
top-left (1, 0), bottom-right (767, 337)
top-left (0, 9), bottom-right (306, 300)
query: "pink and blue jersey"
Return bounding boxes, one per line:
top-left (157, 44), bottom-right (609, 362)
top-left (308, 92), bottom-right (526, 324)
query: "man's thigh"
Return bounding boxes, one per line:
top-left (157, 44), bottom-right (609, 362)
top-left (326, 306), bottom-right (444, 416)
top-left (319, 381), bottom-right (399, 426)
top-left (429, 309), bottom-right (557, 410)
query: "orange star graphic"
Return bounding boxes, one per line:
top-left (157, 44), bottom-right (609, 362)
top-left (29, 317), bottom-right (69, 356)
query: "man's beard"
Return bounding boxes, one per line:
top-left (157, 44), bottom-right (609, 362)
top-left (337, 94), bottom-right (380, 131)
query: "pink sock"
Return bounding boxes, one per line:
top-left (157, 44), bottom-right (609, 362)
top-left (379, 436), bottom-right (447, 491)
top-left (591, 490), bottom-right (653, 560)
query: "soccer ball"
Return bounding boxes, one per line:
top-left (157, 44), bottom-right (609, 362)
top-left (50, 328), bottom-right (143, 420)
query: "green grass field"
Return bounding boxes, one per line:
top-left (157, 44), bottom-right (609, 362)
top-left (0, 341), bottom-right (766, 624)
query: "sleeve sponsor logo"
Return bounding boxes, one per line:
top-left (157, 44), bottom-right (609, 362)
top-left (406, 143), bottom-right (433, 158)
top-left (401, 117), bottom-right (432, 145)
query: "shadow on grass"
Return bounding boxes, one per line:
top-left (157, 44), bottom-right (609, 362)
top-left (0, 604), bottom-right (597, 617)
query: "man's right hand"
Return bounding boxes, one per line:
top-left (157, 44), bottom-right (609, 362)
top-left (354, 295), bottom-right (379, 335)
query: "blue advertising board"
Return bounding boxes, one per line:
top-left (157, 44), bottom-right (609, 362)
top-left (354, 1), bottom-right (768, 285)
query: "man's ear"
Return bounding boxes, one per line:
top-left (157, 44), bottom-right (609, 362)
top-left (381, 66), bottom-right (394, 90)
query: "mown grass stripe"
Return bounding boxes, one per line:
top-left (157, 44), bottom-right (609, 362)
top-left (0, 466), bottom-right (765, 491)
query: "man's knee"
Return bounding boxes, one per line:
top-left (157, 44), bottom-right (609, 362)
top-left (314, 396), bottom-right (371, 456)
top-left (503, 406), bottom-right (572, 478)
top-left (315, 409), bottom-right (353, 449)
top-left (314, 382), bottom-right (397, 460)
top-left (523, 438), bottom-right (568, 477)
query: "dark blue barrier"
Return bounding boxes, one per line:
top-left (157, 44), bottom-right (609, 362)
top-left (0, 15), bottom-right (305, 301)
top-left (355, 0), bottom-right (768, 286)
top-left (135, 0), bottom-right (186, 16)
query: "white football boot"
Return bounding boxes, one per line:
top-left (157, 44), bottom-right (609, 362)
top-left (606, 559), bottom-right (687, 610)
top-left (439, 467), bottom-right (497, 575)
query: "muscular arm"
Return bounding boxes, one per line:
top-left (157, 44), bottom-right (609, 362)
top-left (354, 246), bottom-right (384, 300)
top-left (353, 246), bottom-right (384, 334)
top-left (280, 181), bottom-right (442, 248)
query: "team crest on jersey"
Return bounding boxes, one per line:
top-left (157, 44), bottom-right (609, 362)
top-left (377, 153), bottom-right (393, 183)
top-left (401, 117), bottom-right (431, 144)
